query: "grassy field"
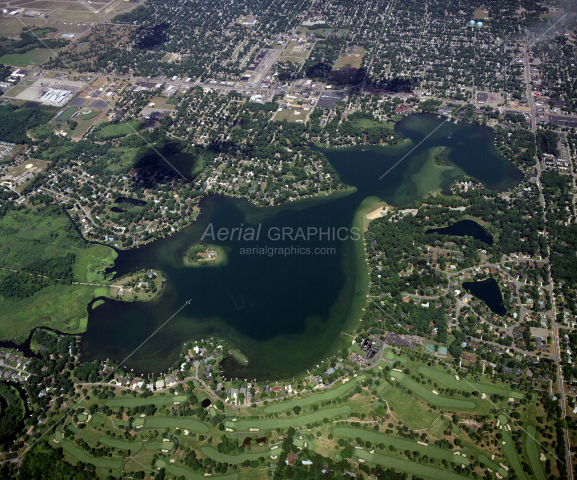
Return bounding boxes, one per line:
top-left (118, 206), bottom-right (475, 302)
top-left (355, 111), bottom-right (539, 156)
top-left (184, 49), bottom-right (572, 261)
top-left (526, 425), bottom-right (546, 480)
top-left (95, 120), bottom-right (143, 140)
top-left (333, 46), bottom-right (365, 70)
top-left (355, 449), bottom-right (470, 480)
top-left (333, 427), bottom-right (470, 465)
top-left (382, 349), bottom-right (407, 363)
top-left (389, 372), bottom-right (476, 409)
top-left (0, 48), bottom-right (57, 66)
top-left (417, 365), bottom-right (524, 399)
top-left (274, 108), bottom-right (309, 123)
top-left (225, 406), bottom-right (351, 430)
top-left (382, 386), bottom-right (439, 430)
top-left (144, 417), bottom-right (208, 433)
top-left (0, 206), bottom-right (135, 340)
top-left (263, 376), bottom-right (365, 414)
top-left (105, 394), bottom-right (187, 408)
top-left (201, 446), bottom-right (275, 464)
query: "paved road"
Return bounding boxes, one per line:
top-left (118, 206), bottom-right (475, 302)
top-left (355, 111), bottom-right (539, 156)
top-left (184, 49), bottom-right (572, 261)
top-left (524, 41), bottom-right (573, 479)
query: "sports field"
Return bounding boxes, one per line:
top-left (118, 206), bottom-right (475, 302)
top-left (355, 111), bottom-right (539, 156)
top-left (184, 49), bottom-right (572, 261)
top-left (105, 394), bottom-right (187, 408)
top-left (201, 446), bottom-right (275, 464)
top-left (263, 376), bottom-right (365, 414)
top-left (355, 449), bottom-right (470, 480)
top-left (58, 107), bottom-right (78, 122)
top-left (144, 417), bottom-right (208, 432)
top-left (417, 366), bottom-right (524, 399)
top-left (333, 427), bottom-right (470, 465)
top-left (225, 406), bottom-right (351, 430)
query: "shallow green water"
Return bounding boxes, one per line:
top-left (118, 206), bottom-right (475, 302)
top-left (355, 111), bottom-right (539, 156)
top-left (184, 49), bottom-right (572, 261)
top-left (82, 114), bottom-right (523, 380)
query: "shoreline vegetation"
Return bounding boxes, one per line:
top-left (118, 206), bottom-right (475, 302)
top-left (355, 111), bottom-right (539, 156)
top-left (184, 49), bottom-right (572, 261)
top-left (183, 244), bottom-right (228, 267)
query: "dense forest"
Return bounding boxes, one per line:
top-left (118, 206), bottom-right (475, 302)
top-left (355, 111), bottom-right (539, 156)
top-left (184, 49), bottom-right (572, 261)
top-left (0, 382), bottom-right (25, 439)
top-left (0, 104), bottom-right (56, 144)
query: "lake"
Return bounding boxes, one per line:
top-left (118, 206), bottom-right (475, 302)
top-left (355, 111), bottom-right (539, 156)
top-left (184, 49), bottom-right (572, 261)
top-left (82, 114), bottom-right (523, 380)
top-left (462, 278), bottom-right (506, 316)
top-left (426, 220), bottom-right (493, 246)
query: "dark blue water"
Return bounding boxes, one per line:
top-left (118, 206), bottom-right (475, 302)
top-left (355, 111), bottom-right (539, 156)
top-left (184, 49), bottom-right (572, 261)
top-left (462, 278), bottom-right (506, 316)
top-left (426, 220), bottom-right (493, 246)
top-left (82, 114), bottom-right (522, 379)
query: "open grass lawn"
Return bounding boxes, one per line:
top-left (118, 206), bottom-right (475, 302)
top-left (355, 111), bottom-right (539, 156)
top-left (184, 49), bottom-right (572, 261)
top-left (263, 376), bottom-right (365, 414)
top-left (225, 405), bottom-right (351, 431)
top-left (96, 120), bottom-right (143, 140)
top-left (148, 96), bottom-right (178, 109)
top-left (349, 117), bottom-right (395, 131)
top-left (333, 427), bottom-right (470, 465)
top-left (0, 17), bottom-right (47, 37)
top-left (382, 386), bottom-right (439, 430)
top-left (201, 446), bottom-right (275, 464)
top-left (333, 47), bottom-right (365, 70)
top-left (144, 417), bottom-right (208, 433)
top-left (417, 365), bottom-right (524, 399)
top-left (105, 394), bottom-right (187, 408)
top-left (355, 449), bottom-right (470, 480)
top-left (0, 48), bottom-right (57, 67)
top-left (382, 349), bottom-right (407, 364)
top-left (3, 85), bottom-right (28, 97)
top-left (274, 108), bottom-right (308, 123)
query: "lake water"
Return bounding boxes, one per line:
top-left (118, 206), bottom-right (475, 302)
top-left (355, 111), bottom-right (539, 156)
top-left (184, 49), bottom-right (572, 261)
top-left (462, 278), bottom-right (506, 316)
top-left (426, 219), bottom-right (493, 246)
top-left (82, 114), bottom-right (523, 380)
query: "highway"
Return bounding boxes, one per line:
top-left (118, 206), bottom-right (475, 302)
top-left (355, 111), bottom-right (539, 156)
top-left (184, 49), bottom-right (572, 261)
top-left (524, 41), bottom-right (573, 479)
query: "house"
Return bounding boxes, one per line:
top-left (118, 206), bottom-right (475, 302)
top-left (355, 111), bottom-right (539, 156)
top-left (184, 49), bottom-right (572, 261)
top-left (165, 376), bottom-right (177, 387)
